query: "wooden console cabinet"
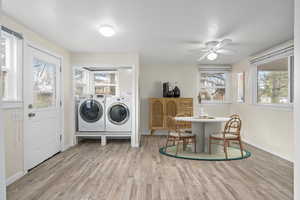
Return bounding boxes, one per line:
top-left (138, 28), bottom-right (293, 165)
top-left (149, 98), bottom-right (193, 134)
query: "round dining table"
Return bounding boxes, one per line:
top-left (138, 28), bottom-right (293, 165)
top-left (174, 116), bottom-right (230, 153)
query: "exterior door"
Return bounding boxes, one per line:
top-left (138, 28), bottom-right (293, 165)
top-left (24, 45), bottom-right (62, 170)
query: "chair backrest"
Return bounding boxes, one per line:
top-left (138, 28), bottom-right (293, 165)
top-left (224, 114), bottom-right (242, 136)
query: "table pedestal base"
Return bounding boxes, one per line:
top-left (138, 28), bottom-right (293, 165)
top-left (192, 122), bottom-right (224, 153)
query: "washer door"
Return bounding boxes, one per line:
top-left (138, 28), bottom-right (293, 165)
top-left (80, 99), bottom-right (103, 123)
top-left (108, 103), bottom-right (130, 125)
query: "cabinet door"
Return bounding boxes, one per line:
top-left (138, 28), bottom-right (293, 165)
top-left (164, 98), bottom-right (178, 129)
top-left (178, 98), bottom-right (193, 116)
top-left (149, 99), bottom-right (164, 129)
top-left (178, 98), bottom-right (193, 128)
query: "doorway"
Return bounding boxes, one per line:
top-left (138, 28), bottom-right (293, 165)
top-left (23, 44), bottom-right (63, 171)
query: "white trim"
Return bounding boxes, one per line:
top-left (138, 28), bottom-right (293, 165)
top-left (62, 143), bottom-right (73, 151)
top-left (72, 64), bottom-right (139, 148)
top-left (250, 40), bottom-right (294, 65)
top-left (243, 139), bottom-right (293, 163)
top-left (1, 101), bottom-right (23, 109)
top-left (23, 40), bottom-right (65, 172)
top-left (6, 171), bottom-right (25, 186)
top-left (198, 65), bottom-right (232, 71)
top-left (251, 55), bottom-right (294, 108)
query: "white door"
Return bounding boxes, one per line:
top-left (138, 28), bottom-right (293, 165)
top-left (24, 45), bottom-right (62, 170)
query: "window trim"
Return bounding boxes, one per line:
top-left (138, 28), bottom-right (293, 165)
top-left (1, 29), bottom-right (23, 107)
top-left (251, 54), bottom-right (294, 109)
top-left (198, 70), bottom-right (231, 104)
top-left (236, 72), bottom-right (245, 103)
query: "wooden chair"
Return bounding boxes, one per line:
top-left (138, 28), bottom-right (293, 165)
top-left (165, 115), bottom-right (196, 155)
top-left (209, 114), bottom-right (243, 159)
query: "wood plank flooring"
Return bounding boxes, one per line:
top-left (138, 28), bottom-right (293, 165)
top-left (7, 136), bottom-right (293, 200)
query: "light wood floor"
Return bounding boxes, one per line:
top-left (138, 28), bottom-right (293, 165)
top-left (7, 136), bottom-right (293, 200)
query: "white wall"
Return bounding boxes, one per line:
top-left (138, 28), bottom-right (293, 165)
top-left (119, 68), bottom-right (133, 96)
top-left (71, 52), bottom-right (140, 146)
top-left (0, 8), bottom-right (6, 197)
top-left (231, 59), bottom-right (294, 162)
top-left (294, 0), bottom-right (300, 198)
top-left (0, 15), bottom-right (72, 183)
top-left (139, 64), bottom-right (230, 135)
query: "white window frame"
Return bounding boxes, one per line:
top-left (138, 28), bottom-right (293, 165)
top-left (252, 54), bottom-right (294, 109)
top-left (1, 30), bottom-right (23, 108)
top-left (74, 68), bottom-right (90, 97)
top-left (198, 70), bottom-right (231, 104)
top-left (91, 70), bottom-right (119, 96)
top-left (236, 72), bottom-right (245, 103)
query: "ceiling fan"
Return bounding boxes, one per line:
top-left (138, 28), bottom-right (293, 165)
top-left (193, 39), bottom-right (234, 61)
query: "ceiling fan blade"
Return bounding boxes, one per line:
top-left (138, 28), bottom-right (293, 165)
top-left (197, 52), bottom-right (210, 62)
top-left (216, 49), bottom-right (235, 55)
top-left (215, 39), bottom-right (232, 49)
top-left (188, 48), bottom-right (210, 53)
top-left (205, 41), bottom-right (219, 48)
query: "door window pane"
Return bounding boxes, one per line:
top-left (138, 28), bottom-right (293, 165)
top-left (33, 58), bottom-right (56, 108)
top-left (257, 58), bottom-right (289, 104)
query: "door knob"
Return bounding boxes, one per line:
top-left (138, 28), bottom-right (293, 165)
top-left (28, 113), bottom-right (36, 117)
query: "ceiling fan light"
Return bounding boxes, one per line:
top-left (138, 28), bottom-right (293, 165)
top-left (207, 52), bottom-right (218, 60)
top-left (98, 25), bottom-right (116, 37)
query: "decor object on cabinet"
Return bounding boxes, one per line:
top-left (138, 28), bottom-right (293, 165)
top-left (149, 98), bottom-right (193, 135)
top-left (163, 82), bottom-right (169, 97)
top-left (173, 82), bottom-right (180, 98)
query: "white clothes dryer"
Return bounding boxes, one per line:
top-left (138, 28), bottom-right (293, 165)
top-left (105, 96), bottom-right (132, 132)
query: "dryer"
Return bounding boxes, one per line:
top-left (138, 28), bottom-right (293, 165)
top-left (78, 97), bottom-right (105, 132)
top-left (106, 96), bottom-right (132, 132)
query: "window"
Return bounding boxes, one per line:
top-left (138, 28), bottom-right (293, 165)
top-left (0, 27), bottom-right (23, 102)
top-left (94, 71), bottom-right (119, 96)
top-left (32, 58), bottom-right (57, 108)
top-left (237, 72), bottom-right (245, 103)
top-left (74, 68), bottom-right (89, 97)
top-left (254, 56), bottom-right (293, 105)
top-left (199, 71), bottom-right (230, 103)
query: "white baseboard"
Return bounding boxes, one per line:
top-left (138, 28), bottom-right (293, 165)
top-left (243, 139), bottom-right (293, 163)
top-left (63, 143), bottom-right (74, 151)
top-left (6, 171), bottom-right (25, 186)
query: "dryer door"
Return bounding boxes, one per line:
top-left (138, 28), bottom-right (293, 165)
top-left (80, 99), bottom-right (103, 123)
top-left (108, 103), bottom-right (130, 125)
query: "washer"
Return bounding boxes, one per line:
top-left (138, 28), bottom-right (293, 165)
top-left (78, 97), bottom-right (105, 132)
top-left (106, 96), bottom-right (132, 132)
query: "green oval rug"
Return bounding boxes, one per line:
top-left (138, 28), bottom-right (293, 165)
top-left (159, 145), bottom-right (251, 161)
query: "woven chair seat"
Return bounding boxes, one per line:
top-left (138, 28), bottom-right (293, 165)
top-left (210, 133), bottom-right (238, 139)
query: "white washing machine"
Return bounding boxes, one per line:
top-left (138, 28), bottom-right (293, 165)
top-left (78, 97), bottom-right (105, 132)
top-left (106, 96), bottom-right (132, 132)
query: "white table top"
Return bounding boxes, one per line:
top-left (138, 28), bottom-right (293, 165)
top-left (174, 116), bottom-right (230, 122)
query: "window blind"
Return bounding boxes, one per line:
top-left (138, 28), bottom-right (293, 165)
top-left (1, 26), bottom-right (23, 40)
